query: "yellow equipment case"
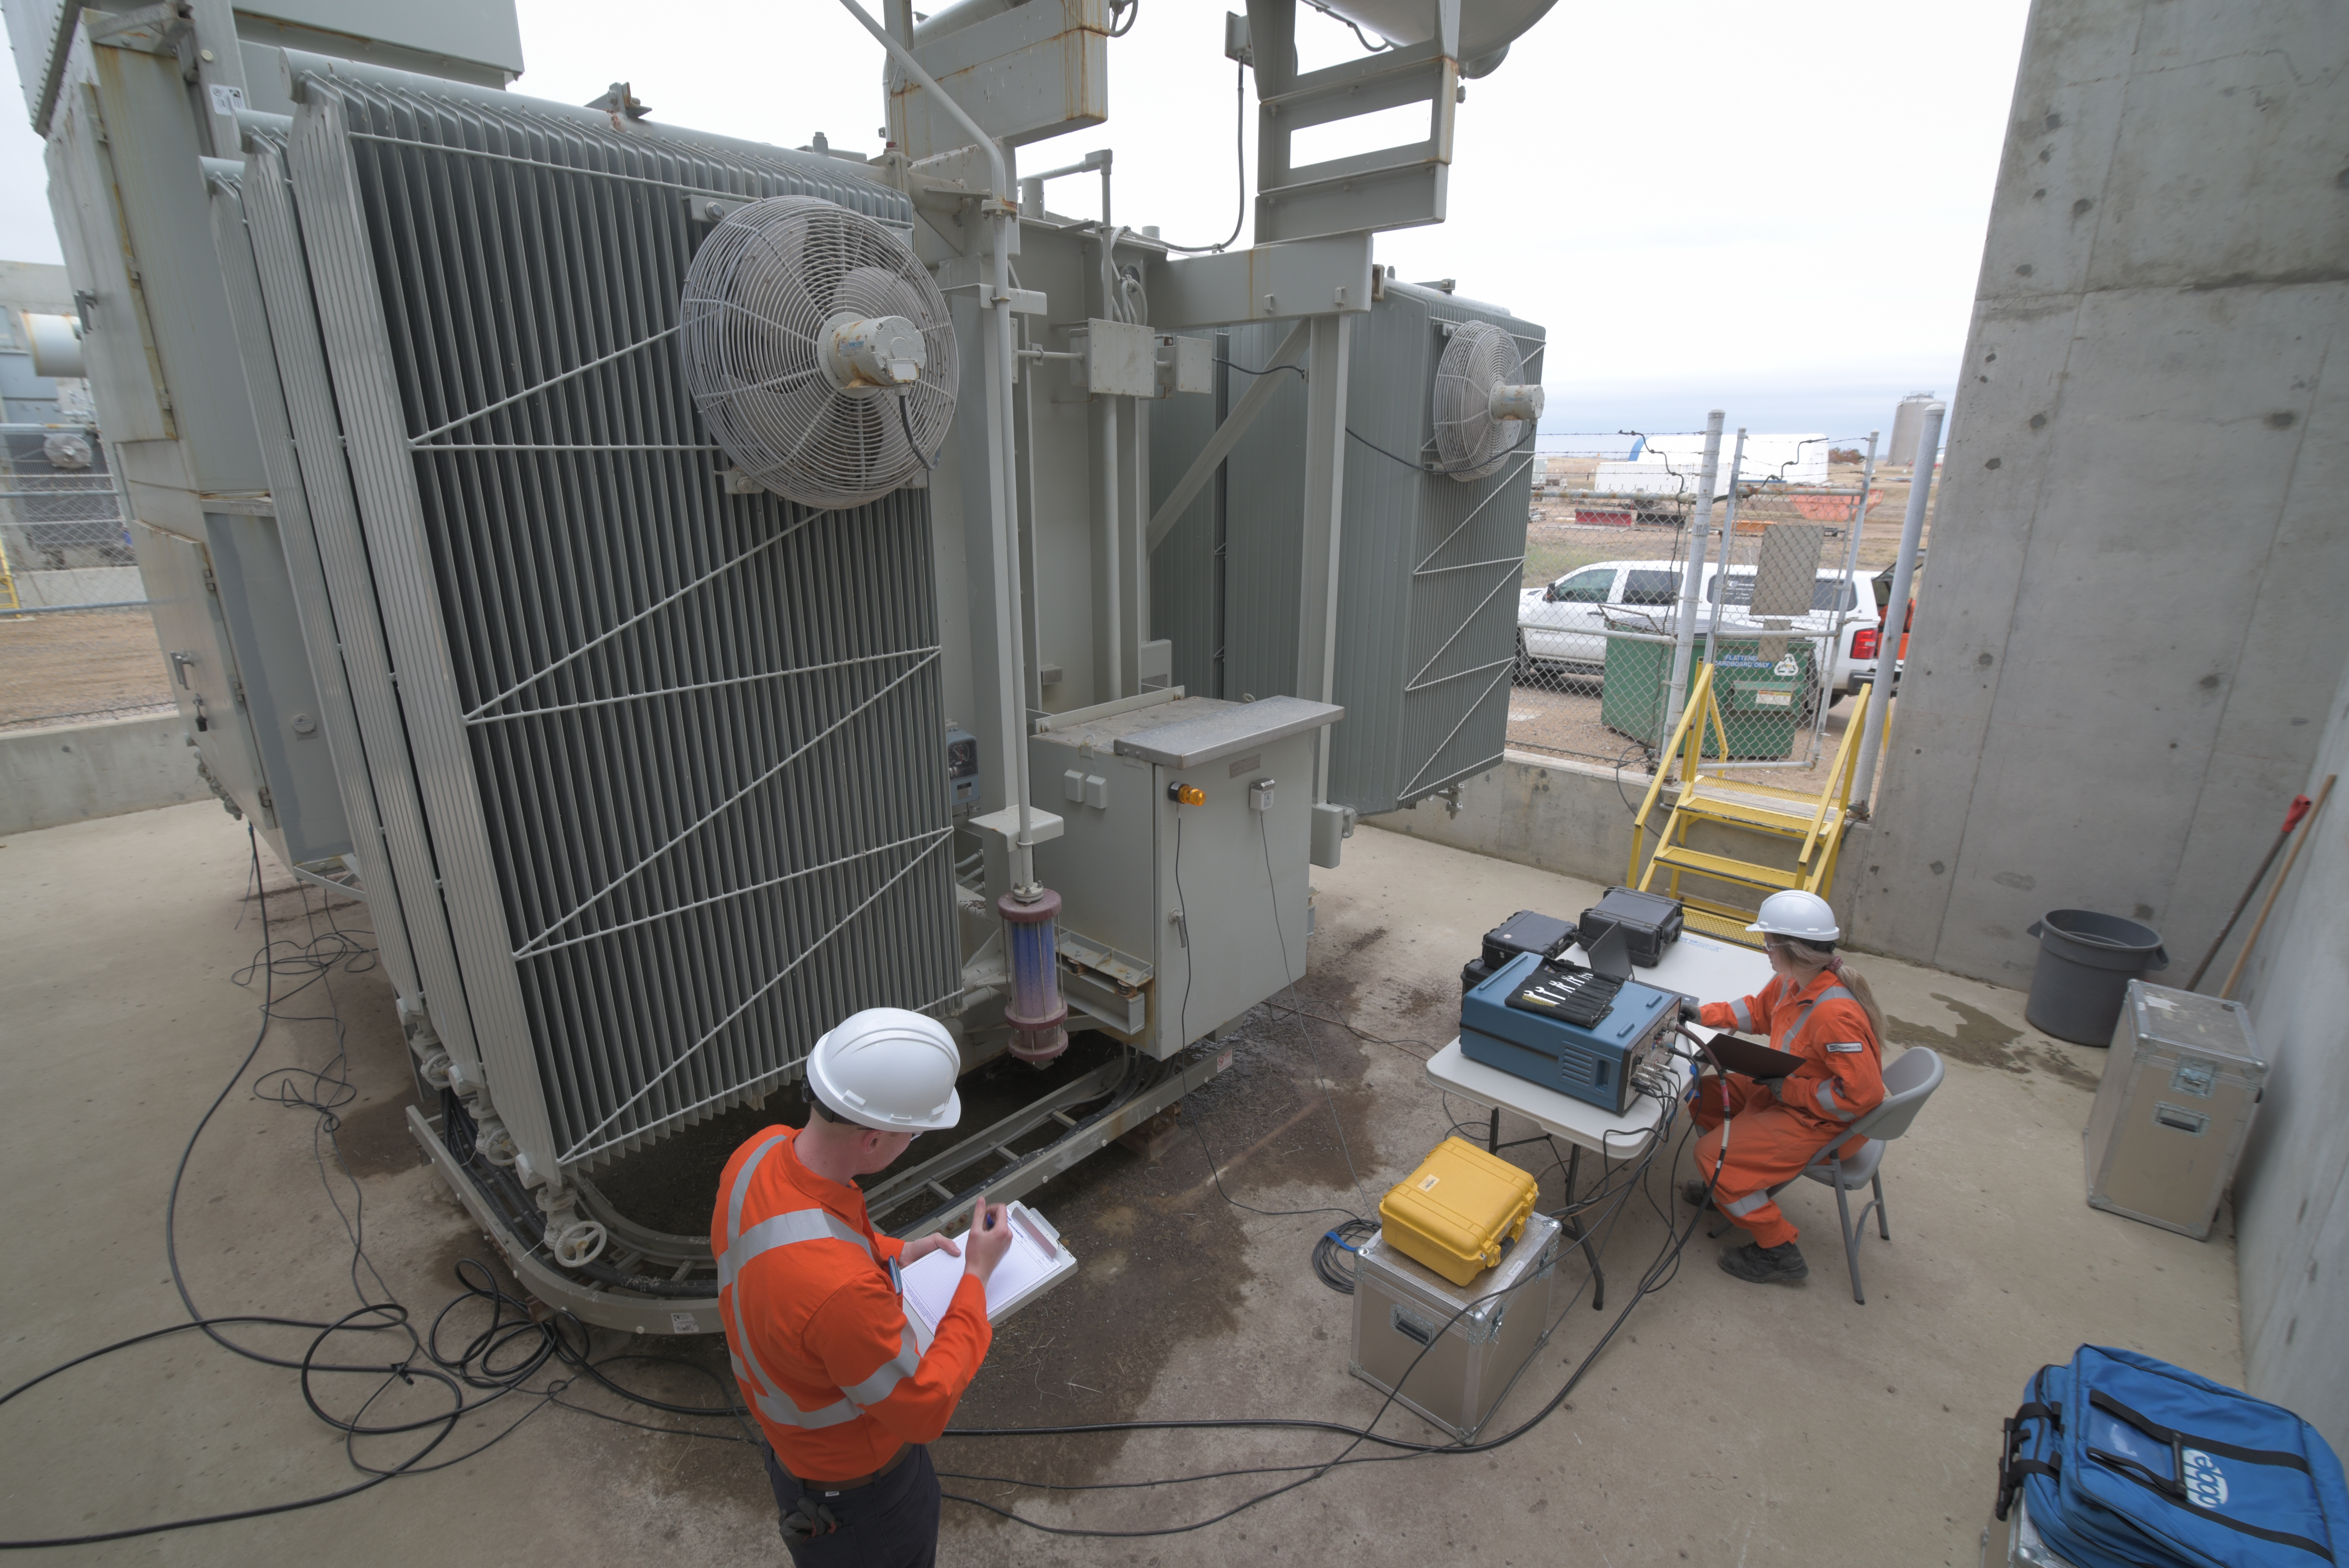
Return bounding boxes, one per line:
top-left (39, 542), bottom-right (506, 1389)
top-left (1378, 1137), bottom-right (1541, 1286)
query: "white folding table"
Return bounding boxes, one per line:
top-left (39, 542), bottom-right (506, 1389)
top-left (1423, 929), bottom-right (1774, 1306)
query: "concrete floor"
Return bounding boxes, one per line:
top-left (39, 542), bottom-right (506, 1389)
top-left (0, 802), bottom-right (2242, 1565)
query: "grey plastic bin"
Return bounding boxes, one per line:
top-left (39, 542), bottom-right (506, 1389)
top-left (2024, 910), bottom-right (2168, 1046)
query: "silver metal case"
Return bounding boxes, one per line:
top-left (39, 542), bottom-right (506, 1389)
top-left (2082, 982), bottom-right (2265, 1239)
top-left (1349, 1209), bottom-right (1559, 1440)
top-left (1979, 1492), bottom-right (2079, 1568)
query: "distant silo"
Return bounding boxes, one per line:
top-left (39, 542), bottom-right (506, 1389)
top-left (1889, 392), bottom-right (1937, 465)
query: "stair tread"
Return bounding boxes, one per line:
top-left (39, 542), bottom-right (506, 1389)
top-left (1650, 845), bottom-right (1803, 888)
top-left (1678, 907), bottom-right (1767, 948)
top-left (1675, 799), bottom-right (1829, 834)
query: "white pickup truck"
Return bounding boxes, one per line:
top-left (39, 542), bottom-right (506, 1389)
top-left (1517, 558), bottom-right (1891, 704)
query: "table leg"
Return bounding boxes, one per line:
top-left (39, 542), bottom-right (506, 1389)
top-left (1560, 1142), bottom-right (1605, 1311)
top-left (1486, 1106), bottom-right (1499, 1153)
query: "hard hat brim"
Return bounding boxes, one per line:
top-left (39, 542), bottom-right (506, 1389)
top-left (805, 1033), bottom-right (963, 1131)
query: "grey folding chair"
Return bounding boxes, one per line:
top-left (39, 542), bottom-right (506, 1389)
top-left (1795, 1046), bottom-right (1946, 1304)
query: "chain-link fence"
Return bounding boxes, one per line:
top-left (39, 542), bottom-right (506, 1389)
top-left (0, 423), bottom-right (138, 611)
top-left (1510, 441), bottom-right (1930, 782)
top-left (0, 424), bottom-right (173, 732)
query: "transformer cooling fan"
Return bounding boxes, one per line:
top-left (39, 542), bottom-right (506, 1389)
top-left (1431, 319), bottom-right (1543, 483)
top-left (679, 195), bottom-right (957, 510)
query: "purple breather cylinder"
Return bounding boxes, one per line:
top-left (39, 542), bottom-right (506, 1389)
top-left (998, 887), bottom-right (1069, 1064)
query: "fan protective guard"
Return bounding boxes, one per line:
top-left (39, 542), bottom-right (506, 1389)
top-left (680, 196), bottom-right (957, 509)
top-left (1432, 319), bottom-right (1543, 483)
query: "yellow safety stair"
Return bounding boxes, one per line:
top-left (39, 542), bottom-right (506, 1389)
top-left (1625, 663), bottom-right (1874, 947)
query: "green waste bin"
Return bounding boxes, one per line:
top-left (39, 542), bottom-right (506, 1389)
top-left (1602, 636), bottom-right (1813, 760)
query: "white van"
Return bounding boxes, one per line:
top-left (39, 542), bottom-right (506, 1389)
top-left (1517, 559), bottom-right (1885, 701)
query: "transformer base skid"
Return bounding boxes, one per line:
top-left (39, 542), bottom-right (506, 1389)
top-left (406, 1106), bottom-right (725, 1337)
top-left (404, 1040), bottom-right (1228, 1336)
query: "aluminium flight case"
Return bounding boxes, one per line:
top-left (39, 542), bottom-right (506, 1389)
top-left (1978, 1493), bottom-right (2079, 1568)
top-left (1349, 1210), bottom-right (1560, 1441)
top-left (2082, 982), bottom-right (2265, 1239)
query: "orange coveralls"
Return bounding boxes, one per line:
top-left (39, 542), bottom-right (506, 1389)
top-left (1692, 968), bottom-right (1886, 1248)
top-left (712, 1126), bottom-right (992, 1482)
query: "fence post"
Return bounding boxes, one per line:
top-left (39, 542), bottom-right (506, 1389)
top-left (1850, 404), bottom-right (1941, 810)
top-left (1702, 428), bottom-right (1747, 670)
top-left (1662, 410), bottom-right (1725, 737)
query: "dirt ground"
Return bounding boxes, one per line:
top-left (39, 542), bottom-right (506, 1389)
top-left (1525, 460), bottom-right (1938, 587)
top-left (0, 606), bottom-right (175, 731)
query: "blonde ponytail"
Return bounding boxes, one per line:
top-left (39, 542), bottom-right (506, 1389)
top-left (1832, 960), bottom-right (1888, 1047)
top-left (1791, 941), bottom-right (1888, 1047)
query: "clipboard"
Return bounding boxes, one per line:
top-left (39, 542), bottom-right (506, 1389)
top-left (899, 1202), bottom-right (1076, 1348)
top-left (1694, 1031), bottom-right (1806, 1081)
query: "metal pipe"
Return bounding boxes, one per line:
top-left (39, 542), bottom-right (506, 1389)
top-left (1821, 429), bottom-right (1879, 737)
top-left (836, 0), bottom-right (1039, 887)
top-left (1095, 395), bottom-right (1122, 698)
top-left (1661, 410), bottom-right (1725, 734)
top-left (1850, 403), bottom-right (1941, 809)
top-left (1018, 148), bottom-right (1110, 219)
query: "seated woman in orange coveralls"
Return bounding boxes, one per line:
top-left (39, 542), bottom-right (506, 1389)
top-left (1683, 889), bottom-right (1888, 1284)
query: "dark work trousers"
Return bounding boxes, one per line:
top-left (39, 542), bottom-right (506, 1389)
top-left (764, 1442), bottom-right (941, 1568)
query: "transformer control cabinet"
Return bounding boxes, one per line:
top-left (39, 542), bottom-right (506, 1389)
top-left (1460, 951), bottom-right (1678, 1115)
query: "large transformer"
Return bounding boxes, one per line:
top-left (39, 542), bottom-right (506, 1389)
top-left (17, 0), bottom-right (1547, 1330)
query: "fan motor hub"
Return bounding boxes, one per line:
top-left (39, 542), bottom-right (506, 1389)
top-left (1488, 381), bottom-right (1544, 422)
top-left (823, 312), bottom-right (927, 396)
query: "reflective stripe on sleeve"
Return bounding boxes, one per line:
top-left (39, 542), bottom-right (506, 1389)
top-left (1730, 998), bottom-right (1754, 1032)
top-left (1814, 1080), bottom-right (1855, 1121)
top-left (1723, 1190), bottom-right (1772, 1219)
top-left (1823, 1041), bottom-right (1866, 1054)
top-left (840, 1320), bottom-right (924, 1407)
top-left (742, 1370), bottom-right (864, 1431)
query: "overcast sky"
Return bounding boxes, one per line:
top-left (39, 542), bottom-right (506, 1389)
top-left (0, 0), bottom-right (2030, 448)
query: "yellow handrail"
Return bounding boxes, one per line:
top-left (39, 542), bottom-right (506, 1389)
top-left (1796, 679), bottom-right (1872, 866)
top-left (1628, 662), bottom-right (1716, 884)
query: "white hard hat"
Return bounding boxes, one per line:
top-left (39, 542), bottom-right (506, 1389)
top-left (805, 1008), bottom-right (962, 1131)
top-left (1745, 890), bottom-right (1840, 944)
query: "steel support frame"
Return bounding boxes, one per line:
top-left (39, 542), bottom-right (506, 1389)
top-left (405, 1041), bottom-right (1231, 1336)
top-left (1245, 0), bottom-right (1460, 244)
top-left (864, 1042), bottom-right (1233, 1239)
top-left (1297, 312), bottom-right (1352, 804)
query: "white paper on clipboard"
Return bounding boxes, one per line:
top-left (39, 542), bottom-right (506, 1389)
top-left (900, 1203), bottom-right (1076, 1347)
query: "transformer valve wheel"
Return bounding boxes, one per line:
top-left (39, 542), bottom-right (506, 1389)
top-left (551, 1219), bottom-right (608, 1269)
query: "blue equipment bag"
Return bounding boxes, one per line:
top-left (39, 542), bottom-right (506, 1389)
top-left (1998, 1345), bottom-right (2349, 1567)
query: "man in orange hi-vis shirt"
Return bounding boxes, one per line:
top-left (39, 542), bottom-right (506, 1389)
top-left (713, 1008), bottom-right (1011, 1565)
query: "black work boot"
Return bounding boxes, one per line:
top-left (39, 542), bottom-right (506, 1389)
top-left (1681, 1180), bottom-right (1717, 1212)
top-left (1719, 1239), bottom-right (1809, 1283)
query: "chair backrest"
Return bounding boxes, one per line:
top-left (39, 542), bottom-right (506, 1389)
top-left (1846, 1046), bottom-right (1945, 1145)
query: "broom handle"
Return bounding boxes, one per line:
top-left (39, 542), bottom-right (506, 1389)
top-left (2220, 774), bottom-right (2335, 999)
top-left (2185, 794), bottom-right (2313, 989)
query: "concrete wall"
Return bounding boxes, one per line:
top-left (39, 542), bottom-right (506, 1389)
top-left (1848, 0), bottom-right (2349, 987)
top-left (0, 714), bottom-right (204, 834)
top-left (2231, 645), bottom-right (2349, 1450)
top-left (1362, 749), bottom-right (1656, 892)
top-left (1360, 747), bottom-right (1865, 925)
